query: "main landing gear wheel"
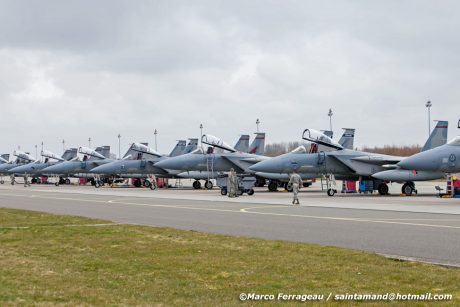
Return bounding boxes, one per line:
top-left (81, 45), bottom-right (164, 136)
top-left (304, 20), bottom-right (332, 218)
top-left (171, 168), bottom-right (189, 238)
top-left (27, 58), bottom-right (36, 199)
top-left (378, 183), bottom-right (389, 195)
top-left (247, 188), bottom-right (255, 196)
top-left (327, 188), bottom-right (336, 197)
top-left (220, 187), bottom-right (227, 196)
top-left (205, 180), bottom-right (213, 189)
top-left (268, 181), bottom-right (278, 192)
top-left (237, 188), bottom-right (244, 196)
top-left (402, 182), bottom-right (417, 196)
top-left (192, 180), bottom-right (201, 189)
top-left (143, 180), bottom-right (152, 188)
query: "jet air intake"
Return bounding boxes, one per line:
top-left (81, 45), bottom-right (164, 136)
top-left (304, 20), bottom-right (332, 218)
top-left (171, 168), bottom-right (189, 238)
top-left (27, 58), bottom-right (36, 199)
top-left (78, 147), bottom-right (106, 159)
top-left (302, 129), bottom-right (343, 150)
top-left (201, 134), bottom-right (236, 152)
top-left (41, 150), bottom-right (65, 161)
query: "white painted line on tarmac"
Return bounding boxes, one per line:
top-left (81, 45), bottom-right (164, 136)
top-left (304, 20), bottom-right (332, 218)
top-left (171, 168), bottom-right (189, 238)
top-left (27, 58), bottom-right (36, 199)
top-left (2, 192), bottom-right (460, 230)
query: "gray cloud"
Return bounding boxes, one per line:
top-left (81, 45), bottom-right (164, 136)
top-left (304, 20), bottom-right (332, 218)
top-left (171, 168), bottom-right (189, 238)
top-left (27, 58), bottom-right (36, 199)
top-left (0, 0), bottom-right (459, 156)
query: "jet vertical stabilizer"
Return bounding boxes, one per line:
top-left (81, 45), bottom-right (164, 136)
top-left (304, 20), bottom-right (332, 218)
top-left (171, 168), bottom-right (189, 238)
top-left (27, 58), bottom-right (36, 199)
top-left (234, 135), bottom-right (250, 152)
top-left (61, 148), bottom-right (78, 161)
top-left (421, 120), bottom-right (448, 152)
top-left (185, 139), bottom-right (198, 154)
top-left (169, 140), bottom-right (187, 157)
top-left (338, 128), bottom-right (355, 150)
top-left (248, 133), bottom-right (266, 155)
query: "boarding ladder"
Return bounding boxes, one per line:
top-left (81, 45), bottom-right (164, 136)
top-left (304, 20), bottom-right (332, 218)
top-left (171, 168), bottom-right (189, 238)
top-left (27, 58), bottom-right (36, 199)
top-left (206, 154), bottom-right (215, 183)
top-left (174, 179), bottom-right (183, 188)
top-left (447, 174), bottom-right (454, 197)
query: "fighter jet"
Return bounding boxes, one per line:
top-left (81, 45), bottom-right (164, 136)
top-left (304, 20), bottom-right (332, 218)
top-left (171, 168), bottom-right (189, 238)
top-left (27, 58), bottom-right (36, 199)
top-left (172, 134), bottom-right (260, 187)
top-left (8, 148), bottom-right (78, 184)
top-left (0, 154), bottom-right (10, 184)
top-left (0, 151), bottom-right (36, 185)
top-left (255, 128), bottom-right (356, 191)
top-left (41, 146), bottom-right (113, 186)
top-left (89, 139), bottom-right (199, 188)
top-left (373, 120), bottom-right (457, 194)
top-left (249, 122), bottom-right (448, 196)
top-left (154, 133), bottom-right (270, 189)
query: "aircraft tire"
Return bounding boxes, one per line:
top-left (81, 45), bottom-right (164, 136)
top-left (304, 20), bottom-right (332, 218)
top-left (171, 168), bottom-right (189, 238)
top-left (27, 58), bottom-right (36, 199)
top-left (268, 181), bottom-right (278, 192)
top-left (133, 179), bottom-right (142, 188)
top-left (237, 188), bottom-right (244, 196)
top-left (0, 180), bottom-right (4, 184)
top-left (205, 180), bottom-right (213, 189)
top-left (284, 183), bottom-right (293, 192)
top-left (402, 183), bottom-right (414, 195)
top-left (193, 180), bottom-right (201, 189)
top-left (220, 188), bottom-right (227, 196)
top-left (143, 180), bottom-right (152, 188)
top-left (65, 178), bottom-right (71, 185)
top-left (378, 183), bottom-right (389, 195)
top-left (327, 188), bottom-right (335, 197)
top-left (247, 188), bottom-right (255, 196)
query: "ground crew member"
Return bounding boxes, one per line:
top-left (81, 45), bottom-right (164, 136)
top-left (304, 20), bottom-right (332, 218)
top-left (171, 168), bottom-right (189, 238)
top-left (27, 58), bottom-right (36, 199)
top-left (149, 174), bottom-right (158, 190)
top-left (23, 173), bottom-right (31, 187)
top-left (10, 174), bottom-right (15, 185)
top-left (288, 171), bottom-right (302, 205)
top-left (228, 168), bottom-right (237, 197)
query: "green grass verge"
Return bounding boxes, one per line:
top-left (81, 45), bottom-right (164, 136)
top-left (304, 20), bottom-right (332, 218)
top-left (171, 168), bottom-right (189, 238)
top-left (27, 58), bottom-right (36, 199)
top-left (0, 208), bottom-right (459, 306)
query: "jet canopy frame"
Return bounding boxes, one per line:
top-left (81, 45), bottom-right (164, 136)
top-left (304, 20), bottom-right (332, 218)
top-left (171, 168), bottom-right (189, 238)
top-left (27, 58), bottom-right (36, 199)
top-left (78, 147), bottom-right (106, 159)
top-left (41, 150), bottom-right (65, 161)
top-left (130, 143), bottom-right (162, 158)
top-left (13, 150), bottom-right (36, 162)
top-left (302, 129), bottom-right (343, 150)
top-left (201, 134), bottom-right (236, 153)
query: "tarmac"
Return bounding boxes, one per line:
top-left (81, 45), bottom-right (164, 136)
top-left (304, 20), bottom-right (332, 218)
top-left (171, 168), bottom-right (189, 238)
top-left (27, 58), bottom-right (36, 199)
top-left (1, 180), bottom-right (460, 267)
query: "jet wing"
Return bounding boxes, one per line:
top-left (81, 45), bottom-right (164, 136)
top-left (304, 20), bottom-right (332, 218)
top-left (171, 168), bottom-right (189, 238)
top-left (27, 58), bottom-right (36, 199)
top-left (326, 152), bottom-right (404, 176)
top-left (147, 160), bottom-right (170, 175)
top-left (220, 156), bottom-right (256, 173)
top-left (350, 155), bottom-right (404, 166)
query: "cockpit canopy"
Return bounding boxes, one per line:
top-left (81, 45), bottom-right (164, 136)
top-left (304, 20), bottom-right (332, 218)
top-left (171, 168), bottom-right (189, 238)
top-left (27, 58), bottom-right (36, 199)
top-left (201, 134), bottom-right (236, 152)
top-left (447, 136), bottom-right (460, 146)
top-left (302, 129), bottom-right (343, 150)
top-left (78, 147), bottom-right (106, 159)
top-left (130, 143), bottom-right (162, 157)
top-left (13, 150), bottom-right (36, 162)
top-left (41, 150), bottom-right (65, 161)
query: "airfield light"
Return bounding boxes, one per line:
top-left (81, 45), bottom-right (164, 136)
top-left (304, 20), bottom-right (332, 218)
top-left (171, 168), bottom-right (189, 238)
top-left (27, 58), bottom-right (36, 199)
top-left (118, 134), bottom-right (121, 159)
top-left (328, 109), bottom-right (333, 132)
top-left (200, 124), bottom-right (203, 148)
top-left (425, 101), bottom-right (432, 136)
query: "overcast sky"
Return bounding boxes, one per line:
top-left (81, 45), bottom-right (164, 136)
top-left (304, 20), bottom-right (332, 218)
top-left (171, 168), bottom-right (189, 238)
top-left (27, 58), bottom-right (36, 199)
top-left (1, 0), bottom-right (459, 157)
